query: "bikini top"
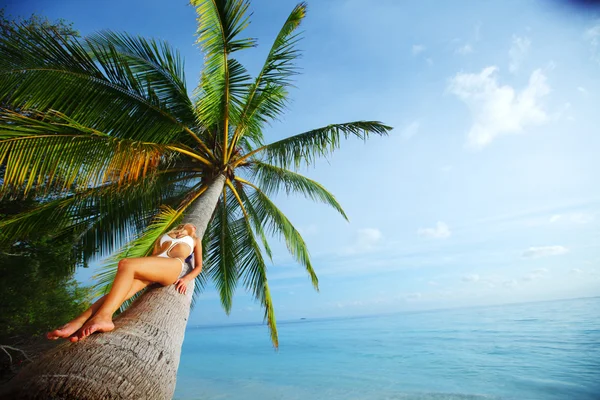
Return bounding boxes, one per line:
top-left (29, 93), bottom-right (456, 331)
top-left (159, 234), bottom-right (195, 256)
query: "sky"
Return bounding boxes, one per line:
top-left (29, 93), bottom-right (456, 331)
top-left (5, 0), bottom-right (600, 326)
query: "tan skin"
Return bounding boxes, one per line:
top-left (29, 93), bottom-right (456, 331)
top-left (47, 223), bottom-right (203, 342)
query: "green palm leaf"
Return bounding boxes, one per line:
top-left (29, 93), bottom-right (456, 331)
top-left (230, 2), bottom-right (306, 151)
top-left (234, 180), bottom-right (272, 260)
top-left (0, 172), bottom-right (198, 260)
top-left (237, 210), bottom-right (278, 347)
top-left (214, 179), bottom-right (279, 346)
top-left (192, 0), bottom-right (255, 135)
top-left (85, 31), bottom-right (196, 126)
top-left (0, 25), bottom-right (191, 144)
top-left (237, 178), bottom-right (318, 290)
top-left (250, 161), bottom-right (347, 220)
top-left (0, 110), bottom-right (172, 196)
top-left (203, 188), bottom-right (240, 313)
top-left (234, 85), bottom-right (289, 148)
top-left (238, 121), bottom-right (392, 168)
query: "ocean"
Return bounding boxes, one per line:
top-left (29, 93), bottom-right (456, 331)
top-left (174, 297), bottom-right (600, 400)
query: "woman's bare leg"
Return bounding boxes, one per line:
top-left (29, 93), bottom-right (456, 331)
top-left (47, 278), bottom-right (150, 340)
top-left (66, 279), bottom-right (150, 343)
top-left (77, 256), bottom-right (182, 340)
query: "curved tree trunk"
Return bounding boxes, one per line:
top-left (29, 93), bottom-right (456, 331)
top-left (1, 174), bottom-right (226, 400)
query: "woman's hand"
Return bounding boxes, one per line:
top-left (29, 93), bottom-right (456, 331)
top-left (174, 277), bottom-right (191, 295)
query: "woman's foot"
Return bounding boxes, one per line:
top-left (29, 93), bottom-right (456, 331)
top-left (77, 314), bottom-right (115, 340)
top-left (46, 317), bottom-right (88, 340)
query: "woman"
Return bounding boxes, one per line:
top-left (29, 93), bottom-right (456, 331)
top-left (47, 223), bottom-right (202, 342)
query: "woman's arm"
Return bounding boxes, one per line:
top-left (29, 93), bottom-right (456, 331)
top-left (175, 238), bottom-right (202, 294)
top-left (151, 237), bottom-right (161, 256)
top-left (186, 238), bottom-right (203, 279)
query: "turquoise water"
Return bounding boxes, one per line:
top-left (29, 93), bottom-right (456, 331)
top-left (174, 297), bottom-right (600, 400)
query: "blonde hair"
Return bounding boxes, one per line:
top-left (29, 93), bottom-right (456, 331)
top-left (167, 223), bottom-right (197, 238)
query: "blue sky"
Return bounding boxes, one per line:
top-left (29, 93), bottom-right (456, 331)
top-left (6, 0), bottom-right (600, 325)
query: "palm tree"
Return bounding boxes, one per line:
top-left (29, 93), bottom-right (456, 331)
top-left (0, 0), bottom-right (391, 398)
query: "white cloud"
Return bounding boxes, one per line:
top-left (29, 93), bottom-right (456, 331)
top-left (577, 86), bottom-right (587, 94)
top-left (412, 44), bottom-right (425, 55)
top-left (448, 66), bottom-right (550, 149)
top-left (401, 121), bottom-right (420, 140)
top-left (462, 274), bottom-right (480, 283)
top-left (298, 224), bottom-right (319, 236)
top-left (586, 25), bottom-right (600, 44)
top-left (509, 35), bottom-right (531, 73)
top-left (570, 268), bottom-right (583, 275)
top-left (522, 245), bottom-right (569, 259)
top-left (358, 228), bottom-right (382, 245)
top-left (346, 228), bottom-right (382, 254)
top-left (426, 58), bottom-right (434, 66)
top-left (585, 24), bottom-right (600, 63)
top-left (549, 212), bottom-right (594, 224)
top-left (523, 268), bottom-right (549, 281)
top-left (456, 44), bottom-right (473, 55)
top-left (418, 221), bottom-right (451, 239)
top-left (428, 280), bottom-right (439, 286)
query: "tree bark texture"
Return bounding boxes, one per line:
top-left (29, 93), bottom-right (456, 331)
top-left (1, 174), bottom-right (226, 400)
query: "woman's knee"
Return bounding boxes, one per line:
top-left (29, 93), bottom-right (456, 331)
top-left (118, 258), bottom-right (134, 272)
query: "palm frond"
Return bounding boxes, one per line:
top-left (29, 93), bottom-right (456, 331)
top-left (0, 110), bottom-right (171, 196)
top-left (235, 180), bottom-right (272, 260)
top-left (251, 2), bottom-right (305, 88)
top-left (230, 2), bottom-right (306, 152)
top-left (208, 178), bottom-right (278, 346)
top-left (236, 178), bottom-right (318, 290)
top-left (0, 171), bottom-right (198, 261)
top-left (0, 108), bottom-right (106, 139)
top-left (237, 207), bottom-right (278, 348)
top-left (233, 85), bottom-right (289, 148)
top-left (192, 0), bottom-right (255, 146)
top-left (236, 121), bottom-right (392, 168)
top-left (85, 30), bottom-right (196, 126)
top-left (204, 188), bottom-right (240, 313)
top-left (0, 24), bottom-right (192, 143)
top-left (195, 54), bottom-right (252, 144)
top-left (249, 161), bottom-right (347, 220)
top-left (225, 177), bottom-right (248, 218)
top-left (193, 0), bottom-right (256, 55)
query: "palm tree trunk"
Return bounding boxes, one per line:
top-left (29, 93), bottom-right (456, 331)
top-left (1, 174), bottom-right (227, 400)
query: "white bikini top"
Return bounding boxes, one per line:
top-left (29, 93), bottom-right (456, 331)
top-left (159, 234), bottom-right (195, 256)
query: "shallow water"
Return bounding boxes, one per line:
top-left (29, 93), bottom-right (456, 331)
top-left (174, 297), bottom-right (600, 400)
